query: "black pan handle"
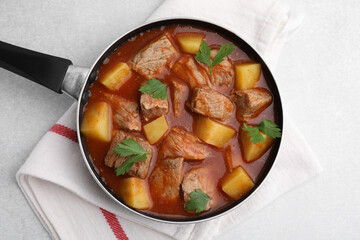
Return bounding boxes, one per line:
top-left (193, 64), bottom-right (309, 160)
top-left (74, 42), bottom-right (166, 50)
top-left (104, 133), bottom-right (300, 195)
top-left (0, 41), bottom-right (72, 93)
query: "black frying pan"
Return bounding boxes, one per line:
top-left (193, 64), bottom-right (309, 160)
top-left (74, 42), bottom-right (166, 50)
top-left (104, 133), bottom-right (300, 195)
top-left (0, 18), bottom-right (283, 223)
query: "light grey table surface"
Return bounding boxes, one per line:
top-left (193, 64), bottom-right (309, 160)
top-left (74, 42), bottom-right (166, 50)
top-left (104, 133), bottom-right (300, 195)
top-left (1, 0), bottom-right (359, 239)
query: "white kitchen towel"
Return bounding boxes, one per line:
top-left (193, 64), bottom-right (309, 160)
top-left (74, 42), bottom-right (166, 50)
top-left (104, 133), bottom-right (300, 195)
top-left (17, 0), bottom-right (322, 239)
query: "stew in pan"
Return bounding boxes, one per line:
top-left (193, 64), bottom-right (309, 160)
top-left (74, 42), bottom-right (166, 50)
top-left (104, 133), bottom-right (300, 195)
top-left (80, 24), bottom-right (281, 218)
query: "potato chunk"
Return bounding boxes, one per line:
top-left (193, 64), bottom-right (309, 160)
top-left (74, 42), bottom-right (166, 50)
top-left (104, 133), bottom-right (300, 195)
top-left (143, 115), bottom-right (169, 144)
top-left (240, 128), bottom-right (274, 162)
top-left (118, 177), bottom-right (151, 210)
top-left (222, 166), bottom-right (254, 200)
top-left (99, 62), bottom-right (132, 90)
top-left (195, 117), bottom-right (236, 148)
top-left (80, 101), bottom-right (111, 142)
top-left (177, 34), bottom-right (204, 54)
top-left (235, 63), bottom-right (261, 90)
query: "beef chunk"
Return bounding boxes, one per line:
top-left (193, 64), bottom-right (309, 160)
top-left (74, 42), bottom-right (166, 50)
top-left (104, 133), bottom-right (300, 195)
top-left (104, 93), bottom-right (141, 131)
top-left (171, 80), bottom-right (188, 117)
top-left (187, 87), bottom-right (234, 121)
top-left (230, 88), bottom-right (272, 122)
top-left (104, 130), bottom-right (152, 179)
top-left (149, 158), bottom-right (184, 201)
top-left (140, 93), bottom-right (169, 121)
top-left (129, 33), bottom-right (179, 79)
top-left (172, 56), bottom-right (210, 88)
top-left (181, 168), bottom-right (215, 212)
top-left (198, 49), bottom-right (234, 88)
top-left (161, 127), bottom-right (208, 160)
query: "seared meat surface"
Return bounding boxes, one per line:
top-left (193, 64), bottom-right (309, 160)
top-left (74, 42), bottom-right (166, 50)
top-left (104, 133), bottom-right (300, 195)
top-left (149, 157), bottom-right (184, 201)
top-left (104, 93), bottom-right (141, 131)
top-left (104, 130), bottom-right (152, 179)
top-left (172, 56), bottom-right (209, 88)
top-left (171, 80), bottom-right (188, 118)
top-left (161, 127), bottom-right (208, 160)
top-left (187, 87), bottom-right (234, 121)
top-left (140, 93), bottom-right (169, 121)
top-left (181, 168), bottom-right (215, 212)
top-left (129, 33), bottom-right (179, 79)
top-left (231, 88), bottom-right (272, 122)
top-left (198, 49), bottom-right (234, 88)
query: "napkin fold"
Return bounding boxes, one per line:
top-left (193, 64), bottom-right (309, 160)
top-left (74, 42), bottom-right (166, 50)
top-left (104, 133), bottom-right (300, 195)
top-left (17, 0), bottom-right (322, 239)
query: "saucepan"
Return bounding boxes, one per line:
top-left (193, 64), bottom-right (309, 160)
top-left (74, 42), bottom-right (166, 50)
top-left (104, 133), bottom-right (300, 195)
top-left (0, 18), bottom-right (283, 223)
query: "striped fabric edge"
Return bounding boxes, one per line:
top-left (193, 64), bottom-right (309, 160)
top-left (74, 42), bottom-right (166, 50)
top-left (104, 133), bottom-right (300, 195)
top-left (101, 208), bottom-right (129, 240)
top-left (49, 124), bottom-right (129, 240)
top-left (49, 124), bottom-right (78, 143)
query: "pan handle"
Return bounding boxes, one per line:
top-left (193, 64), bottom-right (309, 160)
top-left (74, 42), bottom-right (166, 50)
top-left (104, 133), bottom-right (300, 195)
top-left (0, 41), bottom-right (89, 100)
top-left (61, 65), bottom-right (89, 100)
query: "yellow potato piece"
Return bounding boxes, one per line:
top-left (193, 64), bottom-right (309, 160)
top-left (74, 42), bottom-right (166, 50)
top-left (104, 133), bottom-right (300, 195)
top-left (99, 62), bottom-right (132, 90)
top-left (240, 128), bottom-right (274, 162)
top-left (235, 63), bottom-right (261, 90)
top-left (118, 177), bottom-right (151, 210)
top-left (195, 117), bottom-right (236, 148)
top-left (222, 166), bottom-right (254, 200)
top-left (177, 34), bottom-right (204, 54)
top-left (143, 115), bottom-right (169, 145)
top-left (80, 101), bottom-right (111, 142)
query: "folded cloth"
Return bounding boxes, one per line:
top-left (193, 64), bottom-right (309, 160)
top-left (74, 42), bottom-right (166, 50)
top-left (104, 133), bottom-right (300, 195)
top-left (17, 0), bottom-right (322, 239)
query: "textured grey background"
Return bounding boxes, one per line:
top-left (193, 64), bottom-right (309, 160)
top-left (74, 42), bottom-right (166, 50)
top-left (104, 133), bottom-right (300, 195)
top-left (1, 0), bottom-right (359, 239)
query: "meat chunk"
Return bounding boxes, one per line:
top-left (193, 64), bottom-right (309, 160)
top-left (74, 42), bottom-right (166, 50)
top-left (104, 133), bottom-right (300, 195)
top-left (161, 127), bottom-right (208, 160)
top-left (187, 87), bottom-right (234, 121)
top-left (104, 130), bottom-right (152, 179)
top-left (171, 80), bottom-right (188, 117)
top-left (231, 88), bottom-right (273, 122)
top-left (149, 158), bottom-right (184, 202)
top-left (129, 33), bottom-right (179, 79)
top-left (172, 56), bottom-right (210, 88)
top-left (198, 49), bottom-right (235, 88)
top-left (181, 168), bottom-right (215, 212)
top-left (104, 93), bottom-right (141, 131)
top-left (140, 93), bottom-right (169, 121)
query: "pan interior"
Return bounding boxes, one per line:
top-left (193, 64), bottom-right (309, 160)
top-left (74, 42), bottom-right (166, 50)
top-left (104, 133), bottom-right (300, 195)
top-left (78, 19), bottom-right (283, 223)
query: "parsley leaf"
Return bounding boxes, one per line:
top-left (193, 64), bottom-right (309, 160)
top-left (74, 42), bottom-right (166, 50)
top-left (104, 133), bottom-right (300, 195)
top-left (195, 41), bottom-right (211, 66)
top-left (115, 154), bottom-right (148, 176)
top-left (210, 43), bottom-right (236, 73)
top-left (184, 189), bottom-right (210, 213)
top-left (139, 78), bottom-right (167, 100)
top-left (195, 41), bottom-right (235, 76)
top-left (242, 120), bottom-right (282, 144)
top-left (258, 120), bottom-right (282, 139)
top-left (243, 123), bottom-right (265, 144)
top-left (113, 139), bottom-right (151, 176)
top-left (113, 139), bottom-right (148, 156)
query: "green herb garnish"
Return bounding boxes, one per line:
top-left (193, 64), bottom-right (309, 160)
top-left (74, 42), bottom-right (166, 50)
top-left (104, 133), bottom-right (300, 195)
top-left (184, 189), bottom-right (210, 213)
top-left (113, 139), bottom-right (151, 176)
top-left (195, 41), bottom-right (235, 76)
top-left (195, 41), bottom-right (211, 66)
top-left (242, 120), bottom-right (282, 144)
top-left (139, 78), bottom-right (167, 100)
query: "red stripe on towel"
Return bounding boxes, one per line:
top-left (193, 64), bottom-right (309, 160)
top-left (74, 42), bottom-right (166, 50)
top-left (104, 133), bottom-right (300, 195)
top-left (49, 124), bottom-right (129, 239)
top-left (101, 208), bottom-right (129, 240)
top-left (49, 124), bottom-right (78, 142)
